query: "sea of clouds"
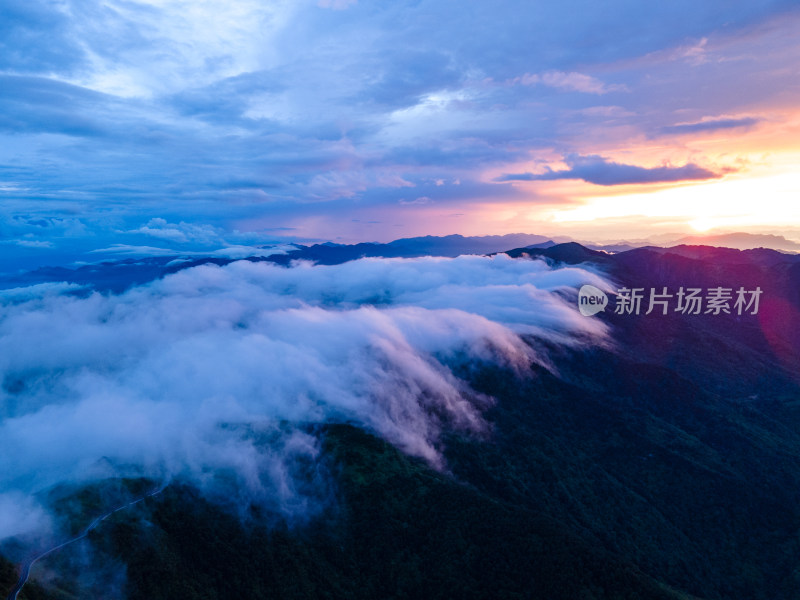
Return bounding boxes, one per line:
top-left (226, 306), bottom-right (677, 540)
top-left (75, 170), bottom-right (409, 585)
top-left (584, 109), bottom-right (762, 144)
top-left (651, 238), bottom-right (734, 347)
top-left (0, 254), bottom-right (610, 540)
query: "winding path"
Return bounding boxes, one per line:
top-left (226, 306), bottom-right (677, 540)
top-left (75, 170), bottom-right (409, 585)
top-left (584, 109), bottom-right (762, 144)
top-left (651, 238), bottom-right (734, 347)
top-left (6, 485), bottom-right (164, 600)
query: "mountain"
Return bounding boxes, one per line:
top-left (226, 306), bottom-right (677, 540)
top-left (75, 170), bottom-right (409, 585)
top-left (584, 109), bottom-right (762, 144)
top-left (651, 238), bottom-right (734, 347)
top-left (5, 241), bottom-right (800, 599)
top-left (503, 240), bottom-right (610, 263)
top-left (584, 243), bottom-right (639, 253)
top-left (641, 244), bottom-right (798, 267)
top-left (267, 234), bottom-right (561, 265)
top-left (504, 242), bottom-right (800, 395)
top-left (7, 233), bottom-right (798, 294)
top-left (1, 234), bottom-right (560, 293)
top-left (384, 233), bottom-right (561, 255)
top-left (671, 232), bottom-right (800, 252)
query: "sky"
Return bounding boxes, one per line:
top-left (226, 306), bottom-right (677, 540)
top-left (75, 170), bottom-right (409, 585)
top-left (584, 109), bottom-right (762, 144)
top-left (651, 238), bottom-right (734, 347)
top-left (2, 0), bottom-right (800, 265)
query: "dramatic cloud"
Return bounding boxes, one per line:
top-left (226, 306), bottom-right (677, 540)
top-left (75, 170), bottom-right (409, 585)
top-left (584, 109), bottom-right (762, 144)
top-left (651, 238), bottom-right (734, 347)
top-left (1, 1), bottom-right (800, 246)
top-left (497, 154), bottom-right (730, 186)
top-left (0, 255), bottom-right (610, 540)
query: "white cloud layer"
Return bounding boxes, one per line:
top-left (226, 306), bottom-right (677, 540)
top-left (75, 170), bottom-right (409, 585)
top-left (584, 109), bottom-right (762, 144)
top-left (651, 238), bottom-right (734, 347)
top-left (0, 254), bottom-right (609, 539)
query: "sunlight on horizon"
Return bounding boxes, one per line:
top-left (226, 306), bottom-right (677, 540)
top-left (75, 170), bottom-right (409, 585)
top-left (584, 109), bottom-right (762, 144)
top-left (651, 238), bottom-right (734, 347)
top-left (548, 170), bottom-right (800, 235)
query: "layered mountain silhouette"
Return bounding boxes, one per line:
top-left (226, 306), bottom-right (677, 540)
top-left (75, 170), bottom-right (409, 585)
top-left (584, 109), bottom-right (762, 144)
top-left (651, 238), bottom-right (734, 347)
top-left (671, 232), bottom-right (800, 252)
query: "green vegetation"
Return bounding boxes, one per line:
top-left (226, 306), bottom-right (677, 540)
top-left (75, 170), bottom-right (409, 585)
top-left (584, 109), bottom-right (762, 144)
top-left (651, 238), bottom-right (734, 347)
top-left (6, 347), bottom-right (800, 599)
top-left (89, 425), bottom-right (683, 600)
top-left (0, 554), bottom-right (56, 600)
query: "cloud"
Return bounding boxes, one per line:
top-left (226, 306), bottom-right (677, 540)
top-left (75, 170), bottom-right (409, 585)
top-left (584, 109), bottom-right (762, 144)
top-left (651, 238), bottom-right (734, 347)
top-left (1, 1), bottom-right (799, 250)
top-left (0, 255), bottom-right (609, 540)
top-left (4, 239), bottom-right (54, 249)
top-left (399, 197), bottom-right (431, 205)
top-left (130, 218), bottom-right (221, 244)
top-left (659, 116), bottom-right (761, 135)
top-left (0, 492), bottom-right (51, 541)
top-left (361, 49), bottom-right (461, 108)
top-left (0, 282), bottom-right (86, 304)
top-left (0, 75), bottom-right (110, 136)
top-left (0, 0), bottom-right (85, 74)
top-left (318, 0), bottom-right (358, 9)
top-left (87, 242), bottom-right (294, 260)
top-left (496, 154), bottom-right (731, 186)
top-left (516, 71), bottom-right (627, 94)
top-left (88, 244), bottom-right (180, 256)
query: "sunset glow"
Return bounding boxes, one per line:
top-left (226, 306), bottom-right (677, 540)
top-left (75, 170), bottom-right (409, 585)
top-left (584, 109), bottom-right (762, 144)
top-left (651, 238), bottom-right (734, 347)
top-left (549, 170), bottom-right (800, 233)
top-left (1, 1), bottom-right (799, 265)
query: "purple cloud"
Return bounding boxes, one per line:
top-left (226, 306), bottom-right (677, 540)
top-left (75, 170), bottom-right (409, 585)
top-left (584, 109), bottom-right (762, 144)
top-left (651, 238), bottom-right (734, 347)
top-left (660, 117), bottom-right (761, 135)
top-left (496, 154), bottom-right (732, 186)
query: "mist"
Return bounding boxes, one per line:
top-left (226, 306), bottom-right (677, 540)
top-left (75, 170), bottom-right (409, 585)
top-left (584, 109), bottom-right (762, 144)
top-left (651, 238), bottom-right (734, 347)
top-left (0, 254), bottom-right (611, 540)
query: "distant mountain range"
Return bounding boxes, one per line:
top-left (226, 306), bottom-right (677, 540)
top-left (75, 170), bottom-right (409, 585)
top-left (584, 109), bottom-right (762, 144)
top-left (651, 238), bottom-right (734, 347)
top-left (3, 231), bottom-right (797, 288)
top-left (580, 232), bottom-right (800, 253)
top-left (670, 232), bottom-right (800, 252)
top-left (4, 232), bottom-right (799, 294)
